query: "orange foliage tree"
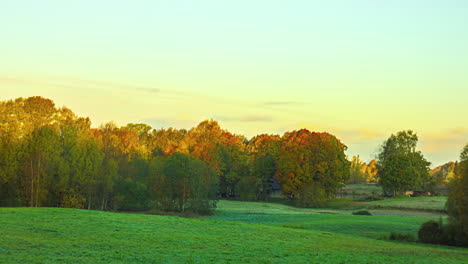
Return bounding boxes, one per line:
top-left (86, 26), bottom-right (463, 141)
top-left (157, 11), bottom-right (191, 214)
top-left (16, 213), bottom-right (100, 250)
top-left (276, 129), bottom-right (350, 206)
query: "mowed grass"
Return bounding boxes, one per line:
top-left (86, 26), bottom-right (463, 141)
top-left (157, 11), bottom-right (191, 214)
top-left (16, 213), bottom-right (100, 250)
top-left (1, 206), bottom-right (467, 263)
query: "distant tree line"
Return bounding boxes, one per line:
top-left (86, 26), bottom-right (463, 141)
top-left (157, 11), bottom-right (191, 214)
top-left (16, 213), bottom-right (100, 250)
top-left (0, 97), bottom-right (350, 213)
top-left (347, 156), bottom-right (378, 184)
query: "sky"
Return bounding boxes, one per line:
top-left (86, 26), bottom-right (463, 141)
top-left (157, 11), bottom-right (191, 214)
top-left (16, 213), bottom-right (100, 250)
top-left (1, 0), bottom-right (467, 166)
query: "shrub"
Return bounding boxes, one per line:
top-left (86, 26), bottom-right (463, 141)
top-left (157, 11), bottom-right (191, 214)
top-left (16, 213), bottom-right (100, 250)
top-left (418, 220), bottom-right (442, 244)
top-left (352, 210), bottom-right (372, 216)
top-left (355, 196), bottom-right (382, 201)
top-left (439, 222), bottom-right (468, 247)
top-left (61, 188), bottom-right (85, 209)
top-left (389, 232), bottom-right (416, 242)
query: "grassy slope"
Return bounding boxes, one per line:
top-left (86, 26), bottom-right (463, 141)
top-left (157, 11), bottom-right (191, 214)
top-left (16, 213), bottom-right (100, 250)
top-left (1, 207), bottom-right (467, 264)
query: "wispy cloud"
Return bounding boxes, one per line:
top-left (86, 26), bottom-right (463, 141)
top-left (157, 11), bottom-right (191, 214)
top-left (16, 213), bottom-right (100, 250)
top-left (215, 115), bottom-right (274, 123)
top-left (263, 101), bottom-right (298, 106)
top-left (61, 78), bottom-right (163, 95)
top-left (420, 128), bottom-right (468, 153)
top-left (0, 75), bottom-right (167, 97)
top-left (286, 123), bottom-right (385, 143)
top-left (141, 112), bottom-right (200, 130)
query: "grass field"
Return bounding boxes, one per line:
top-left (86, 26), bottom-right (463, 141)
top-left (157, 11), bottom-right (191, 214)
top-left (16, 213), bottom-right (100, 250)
top-left (364, 196), bottom-right (447, 211)
top-left (322, 196), bottom-right (447, 214)
top-left (209, 201), bottom-right (440, 239)
top-left (1, 203), bottom-right (467, 263)
top-left (338, 184), bottom-right (382, 197)
top-left (335, 184), bottom-right (447, 214)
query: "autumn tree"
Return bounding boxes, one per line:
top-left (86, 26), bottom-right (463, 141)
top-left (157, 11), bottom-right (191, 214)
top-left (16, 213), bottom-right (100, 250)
top-left (179, 120), bottom-right (224, 172)
top-left (276, 129), bottom-right (350, 206)
top-left (431, 161), bottom-right (458, 185)
top-left (377, 130), bottom-right (431, 196)
top-left (149, 128), bottom-right (186, 156)
top-left (366, 160), bottom-right (379, 182)
top-left (0, 96), bottom-right (378, 213)
top-left (348, 155), bottom-right (369, 184)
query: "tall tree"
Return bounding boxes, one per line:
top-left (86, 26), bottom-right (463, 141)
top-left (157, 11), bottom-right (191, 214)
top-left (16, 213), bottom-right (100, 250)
top-left (247, 134), bottom-right (281, 200)
top-left (348, 155), bottom-right (369, 184)
top-left (151, 152), bottom-right (218, 214)
top-left (377, 130), bottom-right (431, 196)
top-left (276, 129), bottom-right (349, 206)
top-left (446, 144), bottom-right (468, 245)
top-left (21, 126), bottom-right (62, 207)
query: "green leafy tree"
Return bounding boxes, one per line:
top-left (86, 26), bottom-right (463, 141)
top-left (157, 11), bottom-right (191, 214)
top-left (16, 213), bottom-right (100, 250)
top-left (72, 139), bottom-right (103, 209)
top-left (446, 144), bottom-right (468, 246)
top-left (248, 134), bottom-right (280, 200)
top-left (0, 136), bottom-right (21, 206)
top-left (377, 130), bottom-right (431, 196)
top-left (150, 153), bottom-right (218, 214)
top-left (99, 158), bottom-right (118, 210)
top-left (21, 126), bottom-right (62, 207)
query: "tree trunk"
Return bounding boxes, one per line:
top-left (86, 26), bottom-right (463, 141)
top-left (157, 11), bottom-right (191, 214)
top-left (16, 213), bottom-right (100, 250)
top-left (30, 159), bottom-right (34, 207)
top-left (101, 196), bottom-right (105, 210)
top-left (36, 157), bottom-right (40, 207)
top-left (182, 180), bottom-right (186, 213)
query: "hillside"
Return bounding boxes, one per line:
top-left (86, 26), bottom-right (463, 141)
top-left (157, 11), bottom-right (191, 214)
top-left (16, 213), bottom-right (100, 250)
top-left (1, 206), bottom-right (467, 263)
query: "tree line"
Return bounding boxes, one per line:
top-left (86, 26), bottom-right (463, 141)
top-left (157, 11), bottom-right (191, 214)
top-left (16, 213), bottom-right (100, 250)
top-left (0, 97), bottom-right (350, 213)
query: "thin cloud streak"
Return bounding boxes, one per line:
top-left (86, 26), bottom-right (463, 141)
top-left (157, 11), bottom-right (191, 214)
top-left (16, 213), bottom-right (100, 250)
top-left (263, 101), bottom-right (298, 106)
top-left (215, 115), bottom-right (274, 123)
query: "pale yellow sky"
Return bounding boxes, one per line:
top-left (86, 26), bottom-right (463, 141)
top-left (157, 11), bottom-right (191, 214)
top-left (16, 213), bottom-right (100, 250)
top-left (1, 1), bottom-right (468, 165)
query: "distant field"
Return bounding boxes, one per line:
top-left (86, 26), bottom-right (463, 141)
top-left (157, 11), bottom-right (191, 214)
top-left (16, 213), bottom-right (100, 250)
top-left (1, 205), bottom-right (467, 263)
top-left (209, 201), bottom-right (437, 239)
top-left (364, 196), bottom-right (447, 211)
top-left (338, 184), bottom-right (382, 197)
top-left (336, 184), bottom-right (447, 213)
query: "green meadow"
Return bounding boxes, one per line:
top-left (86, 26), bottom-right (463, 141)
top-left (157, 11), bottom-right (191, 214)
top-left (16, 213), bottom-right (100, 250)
top-left (1, 200), bottom-right (467, 264)
top-left (208, 200), bottom-right (438, 239)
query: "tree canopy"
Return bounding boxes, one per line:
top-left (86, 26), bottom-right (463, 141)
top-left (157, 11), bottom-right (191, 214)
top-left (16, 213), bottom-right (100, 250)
top-left (275, 129), bottom-right (350, 206)
top-left (377, 130), bottom-right (431, 196)
top-left (446, 144), bottom-right (468, 245)
top-left (1, 97), bottom-right (353, 212)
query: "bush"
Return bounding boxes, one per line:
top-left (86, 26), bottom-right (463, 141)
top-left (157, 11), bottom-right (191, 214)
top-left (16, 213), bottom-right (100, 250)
top-left (355, 196), bottom-right (382, 202)
top-left (438, 222), bottom-right (468, 247)
top-left (61, 188), bottom-right (85, 209)
top-left (352, 210), bottom-right (372, 216)
top-left (418, 220), bottom-right (442, 244)
top-left (389, 232), bottom-right (416, 242)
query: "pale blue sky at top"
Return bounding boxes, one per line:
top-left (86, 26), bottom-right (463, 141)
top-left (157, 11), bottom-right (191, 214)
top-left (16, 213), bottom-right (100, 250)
top-left (1, 0), bottom-right (468, 166)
